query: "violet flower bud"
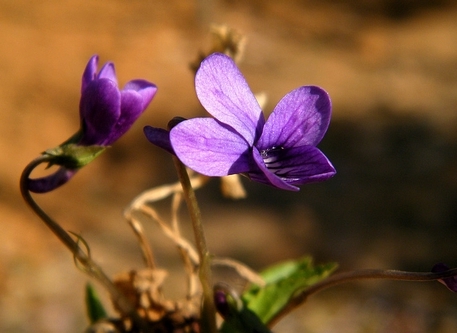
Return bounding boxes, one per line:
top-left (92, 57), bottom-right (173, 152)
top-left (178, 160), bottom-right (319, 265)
top-left (28, 55), bottom-right (157, 193)
top-left (432, 263), bottom-right (457, 292)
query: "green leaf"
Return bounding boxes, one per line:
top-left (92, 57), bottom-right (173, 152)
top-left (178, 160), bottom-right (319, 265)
top-left (242, 256), bottom-right (337, 325)
top-left (85, 283), bottom-right (108, 324)
top-left (220, 305), bottom-right (273, 333)
top-left (218, 288), bottom-right (272, 333)
top-left (44, 144), bottom-right (106, 169)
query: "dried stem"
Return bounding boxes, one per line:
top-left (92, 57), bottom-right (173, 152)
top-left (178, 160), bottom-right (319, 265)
top-left (212, 257), bottom-right (265, 287)
top-left (126, 216), bottom-right (156, 269)
top-left (132, 203), bottom-right (200, 299)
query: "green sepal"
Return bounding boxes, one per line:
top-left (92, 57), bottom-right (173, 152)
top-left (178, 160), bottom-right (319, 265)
top-left (85, 283), bottom-right (108, 324)
top-left (44, 143), bottom-right (106, 169)
top-left (242, 256), bottom-right (338, 325)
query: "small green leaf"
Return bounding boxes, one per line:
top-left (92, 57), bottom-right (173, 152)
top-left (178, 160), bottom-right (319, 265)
top-left (218, 289), bottom-right (272, 333)
top-left (44, 144), bottom-right (106, 169)
top-left (85, 283), bottom-right (108, 324)
top-left (242, 256), bottom-right (337, 325)
top-left (220, 305), bottom-right (273, 333)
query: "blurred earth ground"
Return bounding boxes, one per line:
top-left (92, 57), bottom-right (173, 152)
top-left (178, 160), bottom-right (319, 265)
top-left (1, 0), bottom-right (457, 332)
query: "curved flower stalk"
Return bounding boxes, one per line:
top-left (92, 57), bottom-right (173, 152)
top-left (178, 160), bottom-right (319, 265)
top-left (145, 53), bottom-right (335, 191)
top-left (27, 55), bottom-right (157, 193)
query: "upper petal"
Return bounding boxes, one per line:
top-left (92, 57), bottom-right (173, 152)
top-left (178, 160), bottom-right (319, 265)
top-left (195, 53), bottom-right (265, 145)
top-left (79, 79), bottom-right (121, 145)
top-left (123, 79), bottom-right (157, 111)
top-left (170, 118), bottom-right (251, 176)
top-left (81, 55), bottom-right (98, 93)
top-left (256, 86), bottom-right (331, 150)
top-left (98, 61), bottom-right (118, 86)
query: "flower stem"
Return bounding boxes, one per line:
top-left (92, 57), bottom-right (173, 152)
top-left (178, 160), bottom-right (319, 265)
top-left (269, 267), bottom-right (457, 327)
top-left (20, 155), bottom-right (147, 330)
top-left (172, 156), bottom-right (217, 333)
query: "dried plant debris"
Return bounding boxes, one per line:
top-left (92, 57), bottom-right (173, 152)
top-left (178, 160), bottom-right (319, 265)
top-left (190, 24), bottom-right (246, 73)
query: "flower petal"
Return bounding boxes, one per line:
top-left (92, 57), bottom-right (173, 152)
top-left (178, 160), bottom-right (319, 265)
top-left (195, 53), bottom-right (265, 144)
top-left (170, 118), bottom-right (251, 176)
top-left (98, 62), bottom-right (118, 86)
top-left (251, 145), bottom-right (335, 191)
top-left (101, 89), bottom-right (144, 145)
top-left (27, 168), bottom-right (77, 193)
top-left (79, 79), bottom-right (121, 145)
top-left (81, 55), bottom-right (98, 93)
top-left (256, 86), bottom-right (331, 150)
top-left (123, 79), bottom-right (157, 110)
top-left (144, 126), bottom-right (174, 154)
top-left (251, 148), bottom-right (299, 191)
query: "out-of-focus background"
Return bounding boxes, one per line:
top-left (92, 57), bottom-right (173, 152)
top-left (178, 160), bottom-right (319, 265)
top-left (2, 0), bottom-right (457, 332)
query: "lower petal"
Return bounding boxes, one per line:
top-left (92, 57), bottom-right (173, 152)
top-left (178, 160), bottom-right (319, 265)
top-left (250, 145), bottom-right (336, 190)
top-left (271, 145), bottom-right (336, 184)
top-left (251, 148), bottom-right (300, 191)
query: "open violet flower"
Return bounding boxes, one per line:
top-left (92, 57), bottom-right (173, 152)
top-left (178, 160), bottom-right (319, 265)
top-left (145, 53), bottom-right (335, 191)
top-left (28, 55), bottom-right (157, 193)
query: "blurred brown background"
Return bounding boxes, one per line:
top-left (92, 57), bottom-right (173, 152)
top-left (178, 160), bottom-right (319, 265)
top-left (2, 0), bottom-right (457, 332)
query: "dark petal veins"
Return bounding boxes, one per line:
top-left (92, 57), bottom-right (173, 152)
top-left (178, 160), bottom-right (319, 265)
top-left (251, 147), bottom-right (300, 191)
top-left (267, 145), bottom-right (336, 184)
top-left (27, 167), bottom-right (77, 193)
top-left (250, 145), bottom-right (335, 190)
top-left (79, 79), bottom-right (121, 145)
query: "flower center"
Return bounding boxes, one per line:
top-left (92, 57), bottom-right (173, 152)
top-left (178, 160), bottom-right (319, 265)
top-left (260, 146), bottom-right (284, 168)
top-left (259, 146), bottom-right (297, 181)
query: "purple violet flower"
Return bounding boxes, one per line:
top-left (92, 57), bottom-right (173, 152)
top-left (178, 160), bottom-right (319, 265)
top-left (28, 55), bottom-right (157, 193)
top-left (145, 53), bottom-right (335, 191)
top-left (432, 263), bottom-right (457, 292)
